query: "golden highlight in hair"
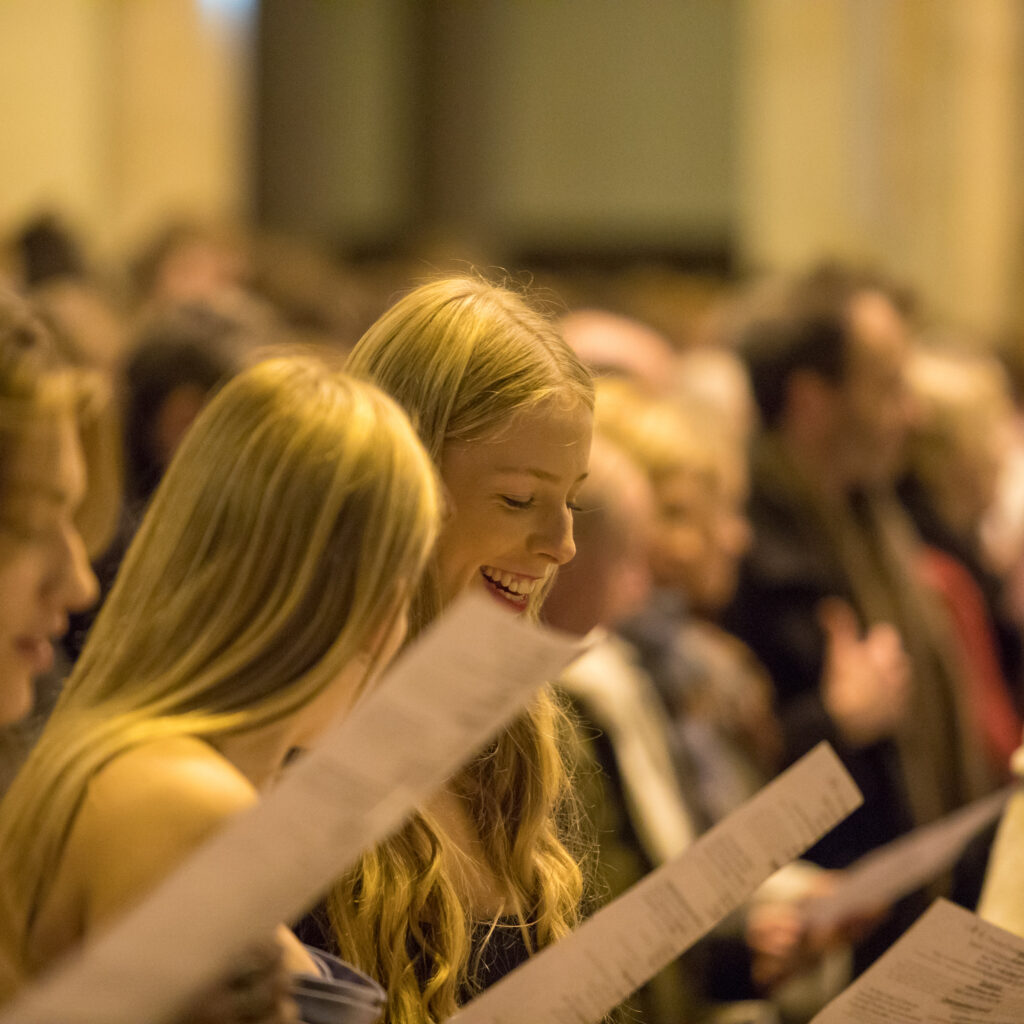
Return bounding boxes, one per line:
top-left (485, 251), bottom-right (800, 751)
top-left (335, 276), bottom-right (595, 1024)
top-left (0, 355), bottom-right (441, 994)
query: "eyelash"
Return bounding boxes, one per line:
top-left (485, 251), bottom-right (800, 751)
top-left (500, 496), bottom-right (581, 513)
top-left (501, 496), bottom-right (533, 510)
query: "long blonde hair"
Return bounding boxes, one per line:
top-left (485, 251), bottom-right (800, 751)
top-left (0, 355), bottom-right (440, 989)
top-left (335, 277), bottom-right (594, 1023)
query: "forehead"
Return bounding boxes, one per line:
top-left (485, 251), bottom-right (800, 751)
top-left (655, 456), bottom-right (744, 511)
top-left (443, 399), bottom-right (593, 478)
top-left (655, 467), bottom-right (707, 507)
top-left (847, 291), bottom-right (909, 375)
top-left (2, 414), bottom-right (85, 507)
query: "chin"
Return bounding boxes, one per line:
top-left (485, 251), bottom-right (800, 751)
top-left (0, 676), bottom-right (34, 727)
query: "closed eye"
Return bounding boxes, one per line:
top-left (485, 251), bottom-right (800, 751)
top-left (501, 495), bottom-right (534, 510)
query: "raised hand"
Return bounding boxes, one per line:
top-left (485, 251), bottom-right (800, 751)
top-left (819, 598), bottom-right (910, 748)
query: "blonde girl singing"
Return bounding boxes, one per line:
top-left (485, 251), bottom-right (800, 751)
top-left (311, 277), bottom-right (594, 1024)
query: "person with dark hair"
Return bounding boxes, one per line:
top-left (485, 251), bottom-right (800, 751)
top-left (722, 263), bottom-right (993, 969)
top-left (123, 304), bottom-right (248, 505)
top-left (13, 214), bottom-right (87, 288)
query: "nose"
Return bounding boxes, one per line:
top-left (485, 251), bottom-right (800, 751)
top-left (57, 526), bottom-right (100, 615)
top-left (532, 505), bottom-right (577, 566)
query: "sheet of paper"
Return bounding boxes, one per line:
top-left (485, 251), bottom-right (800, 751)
top-left (0, 593), bottom-right (586, 1024)
top-left (452, 742), bottom-right (862, 1024)
top-left (811, 899), bottom-right (1024, 1023)
top-left (803, 787), bottom-right (1012, 933)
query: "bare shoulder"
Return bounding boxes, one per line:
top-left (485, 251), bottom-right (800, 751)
top-left (84, 734), bottom-right (258, 825)
top-left (67, 735), bottom-right (258, 929)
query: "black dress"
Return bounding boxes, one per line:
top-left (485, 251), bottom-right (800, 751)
top-left (293, 903), bottom-right (532, 1004)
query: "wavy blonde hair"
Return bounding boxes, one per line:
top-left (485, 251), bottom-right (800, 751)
top-left (0, 355), bottom-right (440, 991)
top-left (336, 277), bottom-right (594, 1023)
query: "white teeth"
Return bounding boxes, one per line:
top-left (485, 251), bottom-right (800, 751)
top-left (481, 566), bottom-right (538, 596)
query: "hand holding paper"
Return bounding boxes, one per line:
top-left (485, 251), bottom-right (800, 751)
top-left (801, 787), bottom-right (1012, 936)
top-left (452, 743), bottom-right (862, 1024)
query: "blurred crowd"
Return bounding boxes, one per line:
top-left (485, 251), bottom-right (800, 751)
top-left (4, 212), bottom-right (1024, 1024)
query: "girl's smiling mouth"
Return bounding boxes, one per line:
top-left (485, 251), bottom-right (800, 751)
top-left (479, 566), bottom-right (543, 610)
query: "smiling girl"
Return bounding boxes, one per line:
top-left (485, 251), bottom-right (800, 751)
top-left (305, 277), bottom-right (594, 1024)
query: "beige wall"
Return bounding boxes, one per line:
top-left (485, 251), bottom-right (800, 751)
top-left (0, 2), bottom-right (112, 246)
top-left (2, 0), bottom-right (1022, 334)
top-left (0, 0), bottom-right (251, 261)
top-left (738, 0), bottom-right (1024, 334)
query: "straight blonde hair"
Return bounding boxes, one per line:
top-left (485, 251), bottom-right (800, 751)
top-left (0, 355), bottom-right (440, 991)
top-left (334, 277), bottom-right (594, 1023)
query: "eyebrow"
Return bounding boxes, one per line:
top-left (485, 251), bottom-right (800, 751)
top-left (493, 467), bottom-right (589, 484)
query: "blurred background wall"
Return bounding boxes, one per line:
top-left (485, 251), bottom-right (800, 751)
top-left (0, 0), bottom-right (251, 259)
top-left (1, 0), bottom-right (1021, 334)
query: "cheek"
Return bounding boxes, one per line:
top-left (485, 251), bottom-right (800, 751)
top-left (437, 503), bottom-right (516, 579)
top-left (0, 553), bottom-right (42, 622)
top-left (435, 528), bottom-right (474, 588)
top-left (655, 522), bottom-right (702, 566)
top-left (434, 516), bottom-right (493, 602)
top-left (609, 556), bottom-right (653, 623)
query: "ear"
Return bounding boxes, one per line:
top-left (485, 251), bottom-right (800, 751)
top-left (784, 369), bottom-right (841, 436)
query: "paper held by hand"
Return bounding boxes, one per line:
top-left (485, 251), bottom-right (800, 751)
top-left (810, 899), bottom-right (1024, 1022)
top-left (0, 593), bottom-right (587, 1024)
top-left (801, 787), bottom-right (1012, 934)
top-left (452, 742), bottom-right (863, 1024)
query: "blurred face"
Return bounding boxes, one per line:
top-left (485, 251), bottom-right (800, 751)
top-left (840, 291), bottom-right (914, 487)
top-left (437, 399), bottom-right (592, 613)
top-left (650, 457), bottom-right (751, 613)
top-left (152, 383), bottom-right (208, 472)
top-left (0, 415), bottom-right (98, 722)
top-left (543, 458), bottom-right (655, 635)
top-left (596, 478), bottom-right (655, 628)
top-left (155, 238), bottom-right (245, 306)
